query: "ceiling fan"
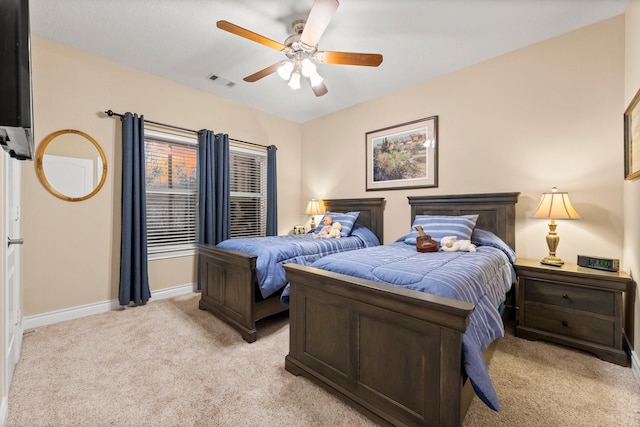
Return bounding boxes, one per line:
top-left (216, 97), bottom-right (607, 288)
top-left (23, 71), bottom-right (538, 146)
top-left (216, 0), bottom-right (383, 97)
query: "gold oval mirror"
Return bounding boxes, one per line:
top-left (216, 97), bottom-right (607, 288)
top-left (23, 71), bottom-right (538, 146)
top-left (36, 129), bottom-right (107, 201)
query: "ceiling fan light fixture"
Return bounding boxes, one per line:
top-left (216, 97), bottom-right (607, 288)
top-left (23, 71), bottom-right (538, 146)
top-left (309, 70), bottom-right (323, 87)
top-left (288, 71), bottom-right (301, 90)
top-left (277, 61), bottom-right (294, 80)
top-left (301, 58), bottom-right (316, 77)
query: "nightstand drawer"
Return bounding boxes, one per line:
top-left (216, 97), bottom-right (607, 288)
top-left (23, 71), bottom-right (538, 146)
top-left (524, 279), bottom-right (614, 316)
top-left (524, 305), bottom-right (614, 347)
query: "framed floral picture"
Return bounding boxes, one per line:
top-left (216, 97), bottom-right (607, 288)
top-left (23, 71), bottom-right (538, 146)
top-left (365, 116), bottom-right (438, 191)
top-left (625, 88), bottom-right (640, 180)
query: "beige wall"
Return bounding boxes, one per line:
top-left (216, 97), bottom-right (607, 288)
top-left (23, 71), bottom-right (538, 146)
top-left (303, 16), bottom-right (624, 264)
top-left (625, 0), bottom-right (640, 359)
top-left (22, 37), bottom-right (302, 316)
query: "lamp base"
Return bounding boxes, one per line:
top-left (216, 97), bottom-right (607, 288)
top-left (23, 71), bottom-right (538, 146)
top-left (540, 256), bottom-right (564, 267)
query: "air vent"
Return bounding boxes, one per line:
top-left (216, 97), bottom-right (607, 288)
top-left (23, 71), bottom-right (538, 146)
top-left (206, 74), bottom-right (237, 88)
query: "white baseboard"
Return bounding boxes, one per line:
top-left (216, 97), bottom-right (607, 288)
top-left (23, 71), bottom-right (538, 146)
top-left (1, 395), bottom-right (7, 427)
top-left (23, 283), bottom-right (197, 330)
top-left (632, 348), bottom-right (640, 386)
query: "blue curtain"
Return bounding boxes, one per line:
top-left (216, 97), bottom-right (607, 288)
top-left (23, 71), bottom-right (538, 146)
top-left (197, 130), bottom-right (230, 290)
top-left (214, 133), bottom-right (230, 242)
top-left (119, 113), bottom-right (151, 306)
top-left (198, 130), bottom-right (216, 247)
top-left (266, 145), bottom-right (278, 236)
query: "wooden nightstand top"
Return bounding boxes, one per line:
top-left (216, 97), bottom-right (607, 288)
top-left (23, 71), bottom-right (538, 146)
top-left (515, 257), bottom-right (632, 283)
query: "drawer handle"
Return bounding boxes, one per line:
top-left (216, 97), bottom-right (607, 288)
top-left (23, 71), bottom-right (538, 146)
top-left (562, 294), bottom-right (569, 299)
top-left (562, 320), bottom-right (569, 327)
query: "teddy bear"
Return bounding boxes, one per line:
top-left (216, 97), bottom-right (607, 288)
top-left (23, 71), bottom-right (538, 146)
top-left (326, 221), bottom-right (342, 238)
top-left (440, 235), bottom-right (477, 252)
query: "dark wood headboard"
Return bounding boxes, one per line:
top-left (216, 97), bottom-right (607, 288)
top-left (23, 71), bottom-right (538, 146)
top-left (407, 192), bottom-right (520, 250)
top-left (322, 198), bottom-right (385, 243)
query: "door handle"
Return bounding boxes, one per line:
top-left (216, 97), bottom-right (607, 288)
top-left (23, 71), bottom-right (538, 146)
top-left (7, 237), bottom-right (24, 246)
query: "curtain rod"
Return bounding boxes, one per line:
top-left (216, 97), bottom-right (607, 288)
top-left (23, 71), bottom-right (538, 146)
top-left (104, 109), bottom-right (269, 149)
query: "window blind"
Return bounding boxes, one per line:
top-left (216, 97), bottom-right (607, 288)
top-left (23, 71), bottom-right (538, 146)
top-left (229, 145), bottom-right (267, 238)
top-left (144, 132), bottom-right (198, 254)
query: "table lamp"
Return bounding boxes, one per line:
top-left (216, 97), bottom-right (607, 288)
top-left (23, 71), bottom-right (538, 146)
top-left (305, 199), bottom-right (323, 228)
top-left (531, 187), bottom-right (580, 266)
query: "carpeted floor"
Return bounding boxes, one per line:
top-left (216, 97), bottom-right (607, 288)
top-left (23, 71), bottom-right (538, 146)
top-left (7, 292), bottom-right (640, 426)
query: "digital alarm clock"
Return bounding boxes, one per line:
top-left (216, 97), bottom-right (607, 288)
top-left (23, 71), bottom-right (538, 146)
top-left (577, 255), bottom-right (619, 272)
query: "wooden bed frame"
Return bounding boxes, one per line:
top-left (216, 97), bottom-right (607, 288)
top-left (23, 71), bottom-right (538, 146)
top-left (198, 197), bottom-right (385, 343)
top-left (283, 192), bottom-right (519, 426)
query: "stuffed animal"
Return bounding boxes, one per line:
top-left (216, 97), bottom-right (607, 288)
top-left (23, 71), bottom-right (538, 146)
top-left (313, 221), bottom-right (342, 238)
top-left (326, 222), bottom-right (342, 238)
top-left (440, 235), bottom-right (477, 252)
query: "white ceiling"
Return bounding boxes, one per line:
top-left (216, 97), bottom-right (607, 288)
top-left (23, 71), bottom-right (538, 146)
top-left (30, 0), bottom-right (628, 123)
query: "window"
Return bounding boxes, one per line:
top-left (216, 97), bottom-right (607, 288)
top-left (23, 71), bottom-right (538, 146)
top-left (229, 145), bottom-right (268, 238)
top-left (144, 129), bottom-right (198, 258)
top-left (143, 129), bottom-right (268, 258)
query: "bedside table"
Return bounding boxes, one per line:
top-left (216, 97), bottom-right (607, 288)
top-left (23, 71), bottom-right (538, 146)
top-left (514, 258), bottom-right (634, 366)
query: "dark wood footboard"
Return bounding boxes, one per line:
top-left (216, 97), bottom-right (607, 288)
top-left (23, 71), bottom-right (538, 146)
top-left (284, 263), bottom-right (475, 426)
top-left (198, 244), bottom-right (286, 343)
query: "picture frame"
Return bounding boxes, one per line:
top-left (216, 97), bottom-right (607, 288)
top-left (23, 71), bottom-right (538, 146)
top-left (366, 116), bottom-right (438, 191)
top-left (624, 88), bottom-right (640, 180)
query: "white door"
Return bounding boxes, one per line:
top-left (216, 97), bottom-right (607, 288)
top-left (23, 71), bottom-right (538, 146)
top-left (43, 154), bottom-right (94, 198)
top-left (3, 154), bottom-right (22, 399)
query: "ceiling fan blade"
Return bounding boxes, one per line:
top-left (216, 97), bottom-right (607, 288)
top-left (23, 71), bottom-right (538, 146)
top-left (299, 0), bottom-right (339, 48)
top-left (243, 61), bottom-right (287, 82)
top-left (314, 51), bottom-right (383, 67)
top-left (306, 77), bottom-right (328, 97)
top-left (217, 20), bottom-right (290, 52)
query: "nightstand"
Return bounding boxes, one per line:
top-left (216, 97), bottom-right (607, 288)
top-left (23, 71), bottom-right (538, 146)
top-left (514, 258), bottom-right (634, 366)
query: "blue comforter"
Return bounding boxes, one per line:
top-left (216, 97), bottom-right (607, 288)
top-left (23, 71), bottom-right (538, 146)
top-left (216, 224), bottom-right (380, 299)
top-left (284, 238), bottom-right (515, 411)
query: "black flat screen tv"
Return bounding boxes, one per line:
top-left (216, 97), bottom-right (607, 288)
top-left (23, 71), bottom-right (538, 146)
top-left (0, 0), bottom-right (34, 160)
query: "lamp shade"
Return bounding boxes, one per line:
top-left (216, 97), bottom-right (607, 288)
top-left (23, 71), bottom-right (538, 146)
top-left (531, 187), bottom-right (580, 220)
top-left (305, 199), bottom-right (323, 215)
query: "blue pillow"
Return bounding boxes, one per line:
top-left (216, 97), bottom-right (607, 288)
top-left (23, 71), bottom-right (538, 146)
top-left (312, 211), bottom-right (360, 237)
top-left (471, 228), bottom-right (516, 263)
top-left (404, 214), bottom-right (479, 245)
